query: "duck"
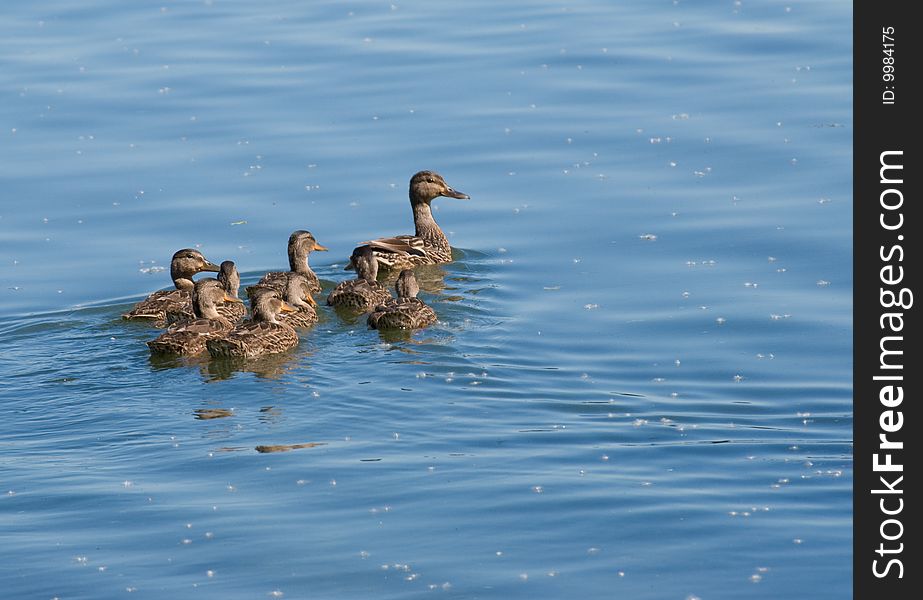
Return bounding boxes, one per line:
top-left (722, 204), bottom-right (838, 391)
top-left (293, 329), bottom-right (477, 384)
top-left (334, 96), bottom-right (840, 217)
top-left (367, 269), bottom-right (437, 330)
top-left (249, 272), bottom-right (318, 328)
top-left (147, 279), bottom-right (241, 355)
top-left (350, 171), bottom-right (468, 271)
top-left (123, 248), bottom-right (220, 326)
top-left (216, 260), bottom-right (248, 323)
top-left (247, 230), bottom-right (327, 297)
top-left (326, 246), bottom-right (393, 311)
top-left (206, 288), bottom-right (299, 358)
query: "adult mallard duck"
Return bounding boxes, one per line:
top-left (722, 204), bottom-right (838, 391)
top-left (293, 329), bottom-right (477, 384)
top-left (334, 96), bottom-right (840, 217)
top-left (247, 230), bottom-right (327, 296)
top-left (249, 273), bottom-right (318, 328)
top-left (216, 260), bottom-right (248, 323)
top-left (350, 171), bottom-right (468, 271)
top-left (206, 288), bottom-right (299, 358)
top-left (147, 279), bottom-right (241, 355)
top-left (367, 269), bottom-right (437, 330)
top-left (123, 248), bottom-right (220, 326)
top-left (326, 246), bottom-right (393, 311)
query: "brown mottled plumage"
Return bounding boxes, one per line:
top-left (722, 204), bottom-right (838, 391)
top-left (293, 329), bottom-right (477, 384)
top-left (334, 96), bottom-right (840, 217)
top-left (350, 171), bottom-right (468, 271)
top-left (249, 273), bottom-right (318, 328)
top-left (216, 260), bottom-right (248, 323)
top-left (147, 279), bottom-right (241, 355)
top-left (123, 249), bottom-right (220, 326)
top-left (247, 230), bottom-right (327, 297)
top-left (327, 246), bottom-right (393, 311)
top-left (367, 269), bottom-right (437, 330)
top-left (206, 289), bottom-right (299, 358)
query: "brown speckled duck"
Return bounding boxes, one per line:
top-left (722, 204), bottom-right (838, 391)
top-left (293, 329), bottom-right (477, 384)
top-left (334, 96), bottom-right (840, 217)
top-left (247, 230), bottom-right (327, 297)
top-left (249, 273), bottom-right (318, 328)
top-left (206, 289), bottom-right (299, 358)
top-left (216, 260), bottom-right (248, 323)
top-left (123, 248), bottom-right (220, 326)
top-left (147, 279), bottom-right (241, 355)
top-left (326, 246), bottom-right (393, 311)
top-left (367, 269), bottom-right (437, 330)
top-left (350, 171), bottom-right (468, 271)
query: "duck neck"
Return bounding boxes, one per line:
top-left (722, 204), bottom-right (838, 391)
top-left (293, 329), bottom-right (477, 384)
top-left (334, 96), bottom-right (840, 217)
top-left (412, 201), bottom-right (447, 247)
top-left (173, 277), bottom-right (195, 291)
top-left (288, 247), bottom-right (313, 277)
top-left (197, 303), bottom-right (221, 320)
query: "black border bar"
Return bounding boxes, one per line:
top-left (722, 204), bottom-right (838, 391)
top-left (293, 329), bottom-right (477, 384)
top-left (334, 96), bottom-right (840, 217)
top-left (854, 2), bottom-right (916, 597)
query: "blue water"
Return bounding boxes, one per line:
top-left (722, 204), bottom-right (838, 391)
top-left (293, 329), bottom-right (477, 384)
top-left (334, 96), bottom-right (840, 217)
top-left (1, 1), bottom-right (852, 598)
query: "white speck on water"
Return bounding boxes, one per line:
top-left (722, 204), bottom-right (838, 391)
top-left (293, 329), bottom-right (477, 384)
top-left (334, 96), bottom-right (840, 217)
top-left (519, 573), bottom-right (529, 581)
top-left (816, 279), bottom-right (830, 286)
top-left (681, 291), bottom-right (690, 298)
top-left (818, 197), bottom-right (832, 204)
top-left (639, 233), bottom-right (657, 241)
top-left (793, 538), bottom-right (803, 544)
top-left (330, 479), bottom-right (337, 486)
top-left (268, 591), bottom-right (284, 598)
top-left (715, 317), bottom-right (726, 325)
top-left (584, 303), bottom-right (599, 310)
top-left (532, 486), bottom-right (544, 494)
top-left (743, 282), bottom-right (758, 288)
top-left (587, 547), bottom-right (601, 555)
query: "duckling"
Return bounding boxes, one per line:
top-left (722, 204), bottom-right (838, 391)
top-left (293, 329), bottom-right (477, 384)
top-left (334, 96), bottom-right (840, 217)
top-left (326, 246), bottom-right (393, 311)
top-left (216, 260), bottom-right (248, 323)
top-left (350, 171), bottom-right (468, 272)
top-left (367, 269), bottom-right (437, 330)
top-left (147, 279), bottom-right (241, 355)
top-left (249, 273), bottom-right (318, 328)
top-left (206, 289), bottom-right (299, 358)
top-left (123, 248), bottom-right (220, 326)
top-left (247, 230), bottom-right (327, 297)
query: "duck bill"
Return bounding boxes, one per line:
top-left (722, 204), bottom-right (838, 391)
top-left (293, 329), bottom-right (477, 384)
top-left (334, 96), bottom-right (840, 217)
top-left (313, 243), bottom-right (329, 252)
top-left (201, 260), bottom-right (221, 272)
top-left (223, 293), bottom-right (244, 304)
top-left (442, 187), bottom-right (469, 200)
top-left (280, 301), bottom-right (297, 313)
